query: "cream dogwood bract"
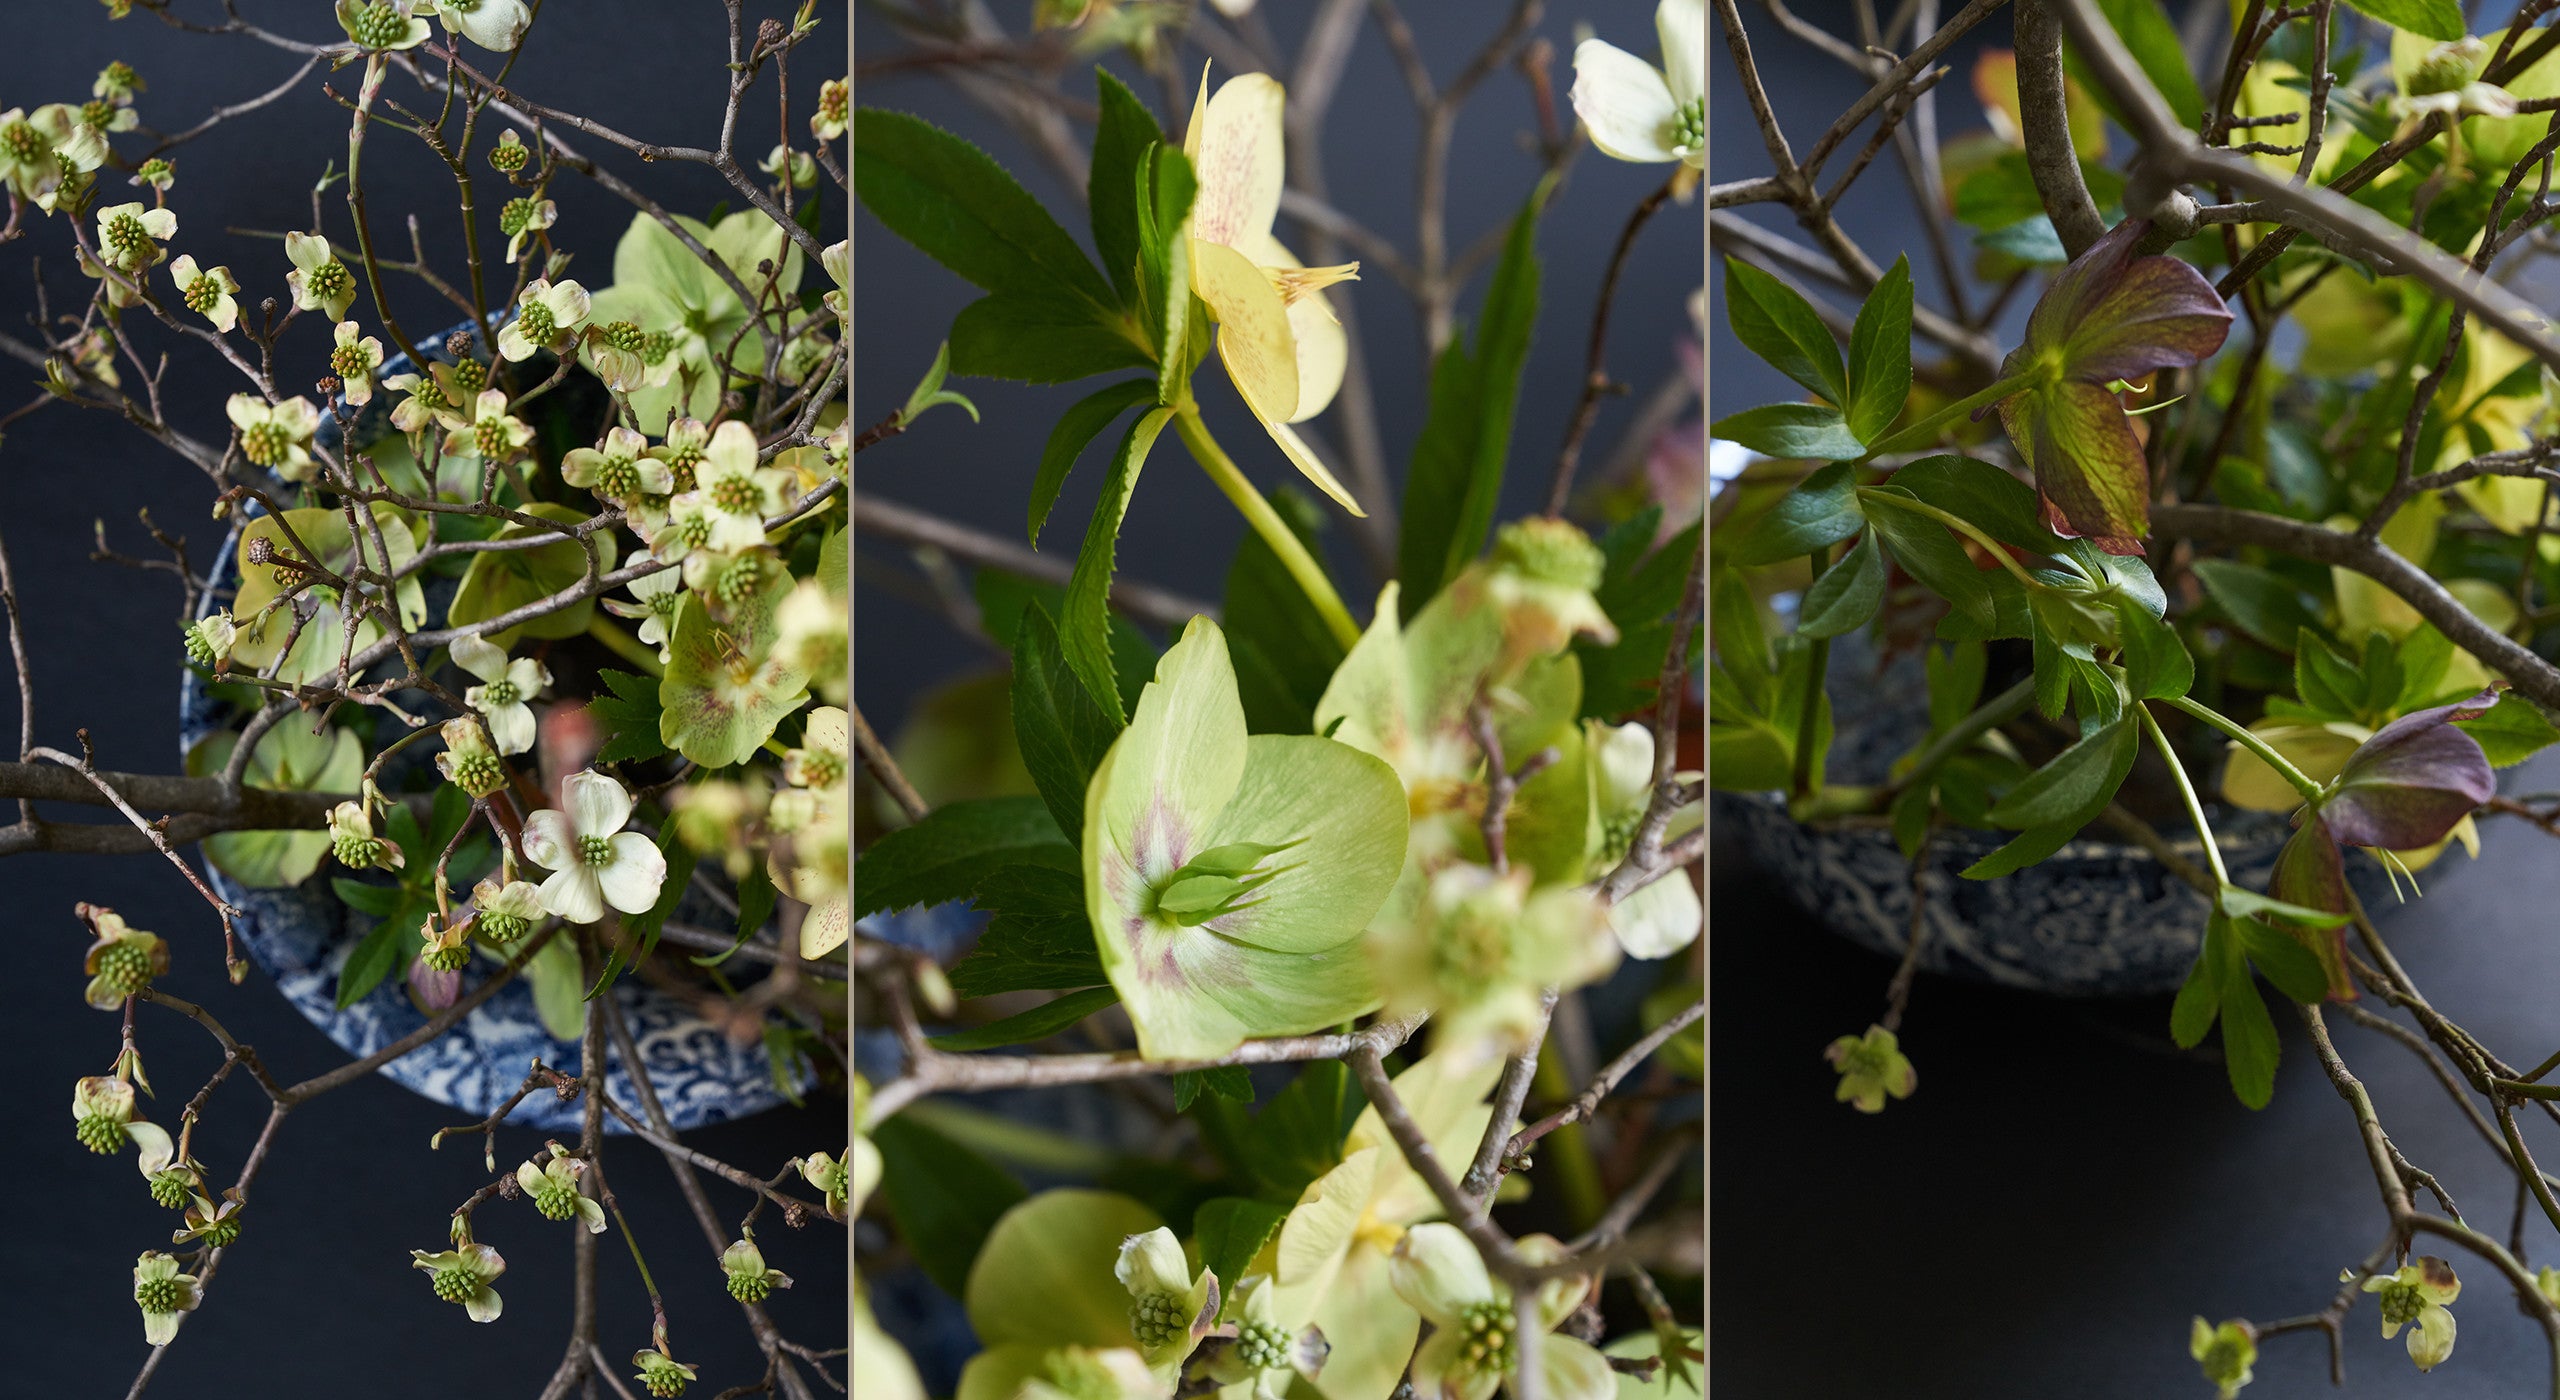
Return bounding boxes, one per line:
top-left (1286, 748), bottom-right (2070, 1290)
top-left (519, 771), bottom-right (667, 924)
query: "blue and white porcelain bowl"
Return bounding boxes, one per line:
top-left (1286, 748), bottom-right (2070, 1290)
top-left (1723, 643), bottom-right (2416, 998)
top-left (177, 322), bottom-right (800, 1130)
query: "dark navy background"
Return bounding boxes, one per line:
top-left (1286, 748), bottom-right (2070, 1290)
top-left (0, 2), bottom-right (845, 1391)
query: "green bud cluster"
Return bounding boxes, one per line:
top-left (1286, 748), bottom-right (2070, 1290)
top-left (430, 1263), bottom-right (480, 1304)
top-left (103, 210), bottom-right (151, 262)
top-left (516, 301), bottom-right (556, 346)
top-left (182, 274), bottom-right (224, 317)
top-left (713, 553), bottom-right (765, 605)
top-left (329, 343), bottom-right (370, 382)
top-left (198, 1212), bottom-right (241, 1248)
top-left (489, 139), bottom-right (528, 174)
top-left (529, 1178), bottom-right (579, 1221)
top-left (424, 942), bottom-right (470, 973)
top-left (473, 418), bottom-right (513, 461)
top-left (593, 455), bottom-right (642, 499)
top-left (94, 939), bottom-right (155, 998)
top-left (1234, 1319), bottom-right (1291, 1371)
top-left (1454, 1301), bottom-right (1516, 1378)
top-left (446, 357), bottom-right (488, 397)
top-left (597, 320), bottom-right (645, 353)
top-left (1128, 1289), bottom-right (1187, 1349)
top-left (75, 1113), bottom-right (128, 1154)
top-left (480, 909), bottom-right (532, 943)
top-left (134, 157), bottom-right (171, 186)
top-left (726, 1269), bottom-right (773, 1302)
top-left (333, 832), bottom-right (386, 869)
top-left (1671, 98), bottom-right (1705, 153)
top-left (1491, 518), bottom-right (1603, 592)
top-left (448, 747), bottom-right (504, 796)
top-left (0, 121), bottom-right (47, 165)
top-left (578, 833), bottom-right (617, 867)
top-left (345, 3), bottom-right (414, 49)
top-left (2377, 1279), bottom-right (2428, 1328)
top-left (240, 420), bottom-right (293, 468)
top-left (636, 1354), bottom-right (691, 1398)
top-left (134, 1274), bottom-right (185, 1312)
top-left (639, 331), bottom-right (675, 366)
top-left (304, 260), bottom-right (352, 304)
top-left (498, 197), bottom-right (541, 237)
top-left (147, 1169), bottom-right (194, 1210)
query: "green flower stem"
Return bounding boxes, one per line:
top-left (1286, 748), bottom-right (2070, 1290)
top-left (2160, 693), bottom-right (2327, 807)
top-left (1859, 364), bottom-right (2050, 461)
top-left (586, 614), bottom-right (664, 677)
top-left (1857, 488), bottom-right (2054, 594)
top-left (1173, 404), bottom-right (1361, 649)
top-left (1791, 546), bottom-right (1832, 802)
top-left (1880, 677), bottom-right (2036, 803)
top-left (2135, 700), bottom-right (2232, 891)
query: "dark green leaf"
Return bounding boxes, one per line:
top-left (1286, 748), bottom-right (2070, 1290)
top-left (335, 914), bottom-right (408, 1008)
top-left (1863, 490), bottom-right (1992, 636)
top-left (2117, 597), bottom-right (2194, 700)
top-left (947, 864), bottom-right (1104, 997)
top-left (332, 877), bottom-right (405, 918)
top-left (2293, 629), bottom-right (2363, 718)
top-left (1987, 715), bottom-right (2135, 827)
top-left (1888, 454), bottom-right (2064, 554)
top-left (2455, 692), bottom-right (2560, 768)
top-left (1242, 1059), bottom-right (1352, 1199)
top-left (1172, 1065), bottom-right (1254, 1112)
top-left (2339, 0), bottom-right (2463, 40)
top-left (1397, 189), bottom-right (1542, 616)
top-left (2232, 912), bottom-right (2335, 1006)
top-left (1012, 603), bottom-right (1124, 841)
top-left (2066, 0), bottom-right (2206, 131)
top-left (2190, 558), bottom-right (2321, 653)
top-left (1711, 403), bottom-right (1867, 463)
top-left (1062, 407), bottom-right (1175, 725)
top-left (1959, 821), bottom-right (2080, 879)
top-left (1845, 256), bottom-right (1913, 443)
top-left (1723, 256), bottom-right (1846, 405)
top-left (2219, 968), bottom-right (2280, 1109)
top-left (2168, 938), bottom-right (2220, 1049)
top-left (1088, 70), bottom-right (1158, 305)
top-left (1029, 380), bottom-right (1156, 548)
top-left (1192, 1196), bottom-right (1289, 1299)
top-left (1795, 532), bottom-right (1886, 640)
top-left (591, 667), bottom-right (670, 765)
top-left (1733, 462), bottom-right (1864, 566)
top-left (949, 292), bottom-right (1155, 383)
top-left (1924, 642), bottom-right (1987, 734)
top-left (853, 796), bottom-right (1074, 918)
top-left (854, 108), bottom-right (1113, 303)
top-left (1576, 509), bottom-right (1702, 721)
top-left (1136, 145), bottom-right (1198, 406)
top-left (927, 985), bottom-right (1121, 1051)
top-left (872, 1114), bottom-right (1029, 1295)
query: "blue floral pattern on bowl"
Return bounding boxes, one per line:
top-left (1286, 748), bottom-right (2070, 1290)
top-left (177, 321), bottom-right (802, 1130)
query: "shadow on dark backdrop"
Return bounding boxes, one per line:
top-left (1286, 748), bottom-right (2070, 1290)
top-left (1709, 11), bottom-right (2560, 1398)
top-left (0, 2), bottom-right (844, 1391)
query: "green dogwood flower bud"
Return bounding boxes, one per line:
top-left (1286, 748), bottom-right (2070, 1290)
top-left (1824, 1025), bottom-right (1917, 1113)
top-left (2190, 1318), bottom-right (2257, 1399)
top-left (721, 1238), bottom-right (794, 1302)
top-left (632, 1347), bottom-right (698, 1397)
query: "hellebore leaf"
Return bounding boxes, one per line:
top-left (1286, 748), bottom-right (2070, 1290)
top-left (1723, 257), bottom-right (1846, 406)
top-left (2320, 689), bottom-right (2500, 850)
top-left (187, 722), bottom-right (365, 889)
top-left (1734, 461), bottom-right (1864, 566)
top-left (1086, 618), bottom-right (1406, 1059)
top-left (1995, 219), bottom-right (2232, 545)
top-left (2454, 691), bottom-right (2560, 768)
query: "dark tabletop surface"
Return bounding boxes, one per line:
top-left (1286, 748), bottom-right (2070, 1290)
top-left (0, 2), bottom-right (845, 1390)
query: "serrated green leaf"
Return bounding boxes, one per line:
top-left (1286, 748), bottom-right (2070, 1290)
top-left (1734, 461), bottom-right (1864, 566)
top-left (1724, 256), bottom-right (1846, 405)
top-left (1192, 1196), bottom-right (1289, 1304)
top-left (1029, 380), bottom-right (1157, 548)
top-left (2342, 0), bottom-right (2463, 40)
top-left (854, 795), bottom-right (1074, 918)
top-left (1795, 532), bottom-right (1885, 639)
top-left (1088, 69), bottom-right (1158, 305)
top-left (1012, 603), bottom-right (1124, 842)
top-left (592, 666), bottom-right (671, 764)
top-left (1712, 403), bottom-right (1867, 462)
top-left (855, 108), bottom-right (1114, 304)
top-left (949, 291), bottom-right (1155, 383)
top-left (1062, 406), bottom-right (1175, 726)
top-left (947, 864), bottom-right (1104, 997)
top-left (1846, 256), bottom-right (1913, 443)
top-left (2116, 598), bottom-right (2194, 700)
top-left (873, 1114), bottom-right (1029, 1296)
top-left (1172, 1065), bottom-right (1254, 1112)
top-left (2454, 691), bottom-right (2560, 768)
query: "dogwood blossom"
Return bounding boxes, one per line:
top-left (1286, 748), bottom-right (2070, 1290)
top-left (1570, 0), bottom-right (1705, 169)
top-left (451, 634), bottom-right (549, 755)
top-left (169, 254), bottom-right (238, 331)
top-left (520, 770), bottom-right (668, 923)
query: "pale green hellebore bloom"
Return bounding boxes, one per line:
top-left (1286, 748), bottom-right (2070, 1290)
top-left (1388, 1225), bottom-right (1613, 1400)
top-left (412, 1241), bottom-right (507, 1322)
top-left (587, 209), bottom-right (805, 429)
top-left (956, 1190), bottom-right (1164, 1400)
top-left (856, 1290), bottom-right (929, 1400)
top-left (1116, 1226), bottom-right (1220, 1376)
top-left (1570, 0), bottom-right (1705, 169)
top-left (132, 1251), bottom-right (202, 1346)
top-left (1085, 616), bottom-right (1407, 1060)
top-left (2189, 1317), bottom-right (2257, 1399)
top-left (518, 1152), bottom-right (606, 1233)
top-left (2363, 1257), bottom-right (2459, 1372)
top-left (1270, 1050), bottom-right (1504, 1400)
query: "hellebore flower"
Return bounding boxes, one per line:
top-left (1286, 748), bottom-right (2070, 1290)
top-left (2263, 690), bottom-right (2501, 996)
top-left (1083, 616), bottom-right (1407, 1060)
top-left (131, 1252), bottom-right (202, 1346)
top-left (1824, 1024), bottom-right (1917, 1113)
top-left (2190, 1317), bottom-right (2257, 1399)
top-left (1570, 0), bottom-right (1705, 170)
top-left (2363, 1257), bottom-right (2459, 1372)
top-left (520, 770), bottom-right (668, 923)
top-left (412, 1241), bottom-right (506, 1323)
top-left (953, 1190), bottom-right (1171, 1400)
top-left (1387, 1225), bottom-right (1613, 1400)
top-left (1994, 219), bottom-right (2233, 550)
top-left (1183, 69), bottom-right (1365, 515)
top-left (1271, 1050), bottom-right (1504, 1400)
top-left (451, 633), bottom-right (550, 756)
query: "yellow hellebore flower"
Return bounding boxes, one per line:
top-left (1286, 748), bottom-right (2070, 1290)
top-left (2362, 1256), bottom-right (2459, 1372)
top-left (1182, 68), bottom-right (1364, 516)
